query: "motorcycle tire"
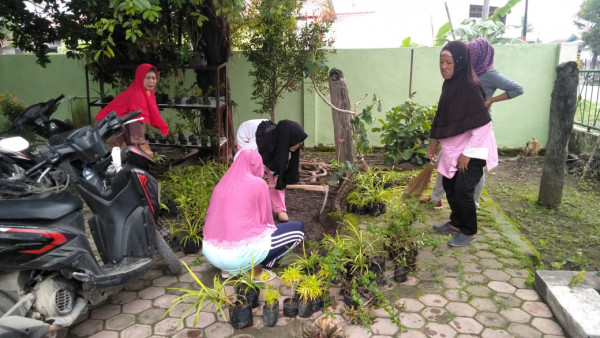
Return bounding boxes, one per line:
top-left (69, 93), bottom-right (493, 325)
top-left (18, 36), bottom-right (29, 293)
top-left (155, 229), bottom-right (183, 275)
top-left (0, 292), bottom-right (16, 316)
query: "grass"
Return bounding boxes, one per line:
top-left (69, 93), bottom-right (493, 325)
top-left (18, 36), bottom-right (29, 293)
top-left (485, 157), bottom-right (600, 272)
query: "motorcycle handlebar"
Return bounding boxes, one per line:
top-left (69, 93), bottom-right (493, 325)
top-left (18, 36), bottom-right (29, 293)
top-left (119, 110), bottom-right (142, 125)
top-left (24, 157), bottom-right (50, 176)
top-left (54, 94), bottom-right (65, 102)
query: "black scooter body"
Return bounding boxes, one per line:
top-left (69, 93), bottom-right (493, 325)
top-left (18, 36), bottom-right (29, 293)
top-left (0, 111), bottom-right (165, 288)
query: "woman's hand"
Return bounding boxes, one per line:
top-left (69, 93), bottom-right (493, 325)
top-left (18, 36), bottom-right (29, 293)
top-left (485, 99), bottom-right (493, 110)
top-left (457, 154), bottom-right (470, 173)
top-left (427, 140), bottom-right (440, 160)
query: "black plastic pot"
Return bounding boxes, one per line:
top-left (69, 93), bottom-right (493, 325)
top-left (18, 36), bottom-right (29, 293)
top-left (346, 203), bottom-right (357, 213)
top-left (297, 300), bottom-right (313, 318)
top-left (230, 301), bottom-right (253, 329)
top-left (340, 288), bottom-right (359, 309)
top-left (369, 257), bottom-right (387, 285)
top-left (282, 297), bottom-right (298, 317)
top-left (393, 266), bottom-right (410, 283)
top-left (311, 295), bottom-right (324, 312)
top-left (155, 93), bottom-right (169, 104)
top-left (368, 203), bottom-right (387, 216)
top-left (236, 286), bottom-right (260, 308)
top-left (263, 302), bottom-right (279, 327)
top-left (355, 205), bottom-right (368, 215)
top-left (182, 240), bottom-right (201, 254)
top-left (178, 134), bottom-right (187, 145)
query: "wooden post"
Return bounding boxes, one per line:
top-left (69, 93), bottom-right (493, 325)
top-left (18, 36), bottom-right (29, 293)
top-left (328, 68), bottom-right (355, 164)
top-left (538, 61), bottom-right (579, 208)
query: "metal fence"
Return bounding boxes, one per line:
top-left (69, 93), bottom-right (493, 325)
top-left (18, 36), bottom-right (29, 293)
top-left (577, 69), bottom-right (600, 131)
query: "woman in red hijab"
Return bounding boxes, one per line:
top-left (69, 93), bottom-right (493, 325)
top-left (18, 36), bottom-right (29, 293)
top-left (95, 63), bottom-right (169, 156)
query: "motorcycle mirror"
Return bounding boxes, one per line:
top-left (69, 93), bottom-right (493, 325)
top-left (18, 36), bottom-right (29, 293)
top-left (0, 136), bottom-right (30, 152)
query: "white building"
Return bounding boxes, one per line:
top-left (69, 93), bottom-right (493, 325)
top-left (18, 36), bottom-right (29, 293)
top-left (325, 0), bottom-right (584, 48)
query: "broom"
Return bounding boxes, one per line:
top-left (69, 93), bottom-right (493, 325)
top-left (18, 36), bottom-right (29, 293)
top-left (402, 159), bottom-right (436, 199)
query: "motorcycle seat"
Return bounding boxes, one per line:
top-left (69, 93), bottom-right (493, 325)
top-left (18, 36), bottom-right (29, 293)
top-left (0, 191), bottom-right (82, 220)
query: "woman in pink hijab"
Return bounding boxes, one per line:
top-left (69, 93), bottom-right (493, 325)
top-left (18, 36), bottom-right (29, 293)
top-left (203, 149), bottom-right (305, 278)
top-left (95, 63), bottom-right (169, 156)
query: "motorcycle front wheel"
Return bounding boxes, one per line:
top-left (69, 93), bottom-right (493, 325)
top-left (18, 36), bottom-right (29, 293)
top-left (155, 229), bottom-right (183, 275)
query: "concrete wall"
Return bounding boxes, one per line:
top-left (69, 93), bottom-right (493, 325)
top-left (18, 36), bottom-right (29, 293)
top-left (0, 43), bottom-right (561, 149)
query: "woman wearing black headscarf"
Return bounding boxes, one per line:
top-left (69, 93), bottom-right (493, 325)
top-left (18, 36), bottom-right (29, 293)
top-left (428, 41), bottom-right (499, 247)
top-left (235, 119), bottom-right (308, 222)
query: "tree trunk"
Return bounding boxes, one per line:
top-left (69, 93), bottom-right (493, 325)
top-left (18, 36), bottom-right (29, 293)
top-left (328, 68), bottom-right (355, 164)
top-left (538, 61), bottom-right (579, 207)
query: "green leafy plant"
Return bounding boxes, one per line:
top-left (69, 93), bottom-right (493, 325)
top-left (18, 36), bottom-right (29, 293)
top-left (233, 257), bottom-right (264, 295)
top-left (160, 162), bottom-right (228, 244)
top-left (342, 302), bottom-right (375, 327)
top-left (168, 209), bottom-right (203, 248)
top-left (350, 96), bottom-right (380, 157)
top-left (372, 94), bottom-right (436, 165)
top-left (164, 261), bottom-right (235, 328)
top-left (240, 0), bottom-right (334, 120)
top-left (329, 160), bottom-right (359, 185)
top-left (263, 283), bottom-right (281, 309)
top-left (346, 168), bottom-right (390, 208)
top-left (0, 93), bottom-right (29, 137)
top-left (569, 270), bottom-right (586, 288)
top-left (280, 265), bottom-right (303, 298)
top-left (296, 274), bottom-right (324, 304)
top-left (288, 241), bottom-right (322, 275)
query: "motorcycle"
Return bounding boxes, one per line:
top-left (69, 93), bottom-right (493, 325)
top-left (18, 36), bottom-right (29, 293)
top-left (0, 110), bottom-right (183, 338)
top-left (0, 94), bottom-right (75, 198)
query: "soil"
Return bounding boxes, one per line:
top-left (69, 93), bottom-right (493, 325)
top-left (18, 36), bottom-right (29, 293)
top-left (154, 145), bottom-right (600, 269)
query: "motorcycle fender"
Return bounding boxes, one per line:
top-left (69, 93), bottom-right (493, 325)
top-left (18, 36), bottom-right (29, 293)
top-left (131, 169), bottom-right (160, 220)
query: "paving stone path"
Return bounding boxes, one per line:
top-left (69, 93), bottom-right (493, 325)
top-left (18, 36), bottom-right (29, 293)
top-left (66, 196), bottom-right (566, 338)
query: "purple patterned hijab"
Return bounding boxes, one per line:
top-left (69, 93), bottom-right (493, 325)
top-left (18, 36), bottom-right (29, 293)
top-left (468, 38), bottom-right (495, 77)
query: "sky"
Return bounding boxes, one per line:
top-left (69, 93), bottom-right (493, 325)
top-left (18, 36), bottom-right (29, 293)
top-left (328, 0), bottom-right (585, 48)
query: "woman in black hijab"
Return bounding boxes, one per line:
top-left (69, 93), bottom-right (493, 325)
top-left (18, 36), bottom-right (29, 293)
top-left (428, 41), bottom-right (498, 247)
top-left (236, 119), bottom-right (307, 222)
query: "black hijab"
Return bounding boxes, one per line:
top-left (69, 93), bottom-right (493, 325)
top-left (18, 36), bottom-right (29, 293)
top-left (430, 41), bottom-right (491, 140)
top-left (256, 119), bottom-right (308, 190)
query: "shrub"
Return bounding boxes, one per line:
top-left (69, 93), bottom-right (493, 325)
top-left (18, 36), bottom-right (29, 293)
top-left (372, 94), bottom-right (436, 165)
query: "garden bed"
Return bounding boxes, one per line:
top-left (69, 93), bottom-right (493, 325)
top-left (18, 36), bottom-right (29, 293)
top-left (153, 144), bottom-right (600, 271)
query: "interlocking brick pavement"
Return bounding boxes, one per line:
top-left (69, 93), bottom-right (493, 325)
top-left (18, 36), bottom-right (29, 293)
top-left (63, 197), bottom-right (567, 338)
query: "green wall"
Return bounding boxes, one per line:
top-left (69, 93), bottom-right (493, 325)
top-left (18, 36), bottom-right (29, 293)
top-left (0, 44), bottom-right (560, 148)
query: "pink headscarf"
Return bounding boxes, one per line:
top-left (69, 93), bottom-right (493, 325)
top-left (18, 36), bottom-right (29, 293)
top-left (203, 149), bottom-right (276, 248)
top-left (95, 63), bottom-right (169, 136)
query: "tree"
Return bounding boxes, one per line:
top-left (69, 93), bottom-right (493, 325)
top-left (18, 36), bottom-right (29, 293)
top-left (240, 0), bottom-right (334, 121)
top-left (434, 0), bottom-right (523, 45)
top-left (538, 62), bottom-right (579, 208)
top-left (0, 0), bottom-right (242, 83)
top-left (576, 0), bottom-right (600, 69)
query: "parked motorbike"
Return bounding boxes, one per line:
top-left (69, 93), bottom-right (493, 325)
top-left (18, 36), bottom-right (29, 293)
top-left (0, 110), bottom-right (183, 338)
top-left (0, 94), bottom-right (75, 198)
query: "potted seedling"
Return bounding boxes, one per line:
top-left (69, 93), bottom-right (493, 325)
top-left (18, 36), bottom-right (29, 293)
top-left (262, 283), bottom-right (281, 327)
top-left (174, 123), bottom-right (186, 145)
top-left (296, 274), bottom-right (323, 318)
top-left (288, 241), bottom-right (321, 275)
top-left (280, 265), bottom-right (302, 317)
top-left (233, 259), bottom-right (264, 309)
top-left (165, 261), bottom-right (253, 329)
top-left (168, 200), bottom-right (203, 254)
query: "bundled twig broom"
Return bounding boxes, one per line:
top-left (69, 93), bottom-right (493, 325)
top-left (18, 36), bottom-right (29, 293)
top-left (402, 159), bottom-right (436, 199)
